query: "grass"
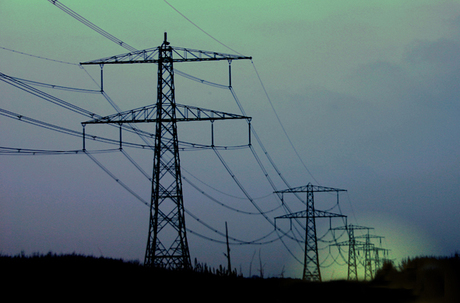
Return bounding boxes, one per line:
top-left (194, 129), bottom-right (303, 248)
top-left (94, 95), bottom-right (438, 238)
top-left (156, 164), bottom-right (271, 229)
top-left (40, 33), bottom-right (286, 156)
top-left (2, 252), bottom-right (458, 302)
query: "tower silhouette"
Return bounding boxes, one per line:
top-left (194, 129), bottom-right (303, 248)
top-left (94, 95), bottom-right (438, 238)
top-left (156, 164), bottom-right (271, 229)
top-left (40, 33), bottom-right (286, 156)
top-left (81, 33), bottom-right (251, 270)
top-left (356, 233), bottom-right (384, 280)
top-left (275, 183), bottom-right (347, 281)
top-left (330, 224), bottom-right (373, 280)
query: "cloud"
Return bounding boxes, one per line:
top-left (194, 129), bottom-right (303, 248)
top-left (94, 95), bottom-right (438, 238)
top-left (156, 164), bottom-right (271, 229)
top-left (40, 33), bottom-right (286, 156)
top-left (403, 38), bottom-right (460, 109)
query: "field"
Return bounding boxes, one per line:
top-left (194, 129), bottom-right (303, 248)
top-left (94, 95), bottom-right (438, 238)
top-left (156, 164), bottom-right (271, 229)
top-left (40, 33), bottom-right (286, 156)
top-left (2, 253), bottom-right (459, 302)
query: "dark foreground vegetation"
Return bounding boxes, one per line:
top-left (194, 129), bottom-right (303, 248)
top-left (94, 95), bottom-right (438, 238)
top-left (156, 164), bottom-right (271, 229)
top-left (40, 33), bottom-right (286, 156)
top-left (373, 254), bottom-right (460, 303)
top-left (2, 252), bottom-right (459, 302)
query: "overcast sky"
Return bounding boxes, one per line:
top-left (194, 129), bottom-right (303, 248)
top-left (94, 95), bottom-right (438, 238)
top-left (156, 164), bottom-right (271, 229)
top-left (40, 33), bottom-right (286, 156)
top-left (1, 0), bottom-right (460, 280)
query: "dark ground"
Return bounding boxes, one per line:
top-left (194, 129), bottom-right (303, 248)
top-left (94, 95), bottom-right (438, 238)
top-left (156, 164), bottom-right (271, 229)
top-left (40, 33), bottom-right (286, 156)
top-left (2, 253), bottom-right (458, 302)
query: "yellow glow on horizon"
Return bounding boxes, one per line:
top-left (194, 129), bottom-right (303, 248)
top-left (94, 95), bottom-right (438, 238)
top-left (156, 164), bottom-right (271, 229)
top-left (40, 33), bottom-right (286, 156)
top-left (284, 212), bottom-right (440, 281)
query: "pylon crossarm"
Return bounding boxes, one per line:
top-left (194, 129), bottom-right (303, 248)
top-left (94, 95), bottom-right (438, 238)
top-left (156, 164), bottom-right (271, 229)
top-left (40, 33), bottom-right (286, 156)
top-left (330, 240), bottom-right (351, 246)
top-left (178, 141), bottom-right (249, 151)
top-left (356, 243), bottom-right (375, 250)
top-left (275, 182), bottom-right (347, 194)
top-left (331, 239), bottom-right (367, 247)
top-left (80, 46), bottom-right (251, 65)
top-left (175, 104), bottom-right (251, 121)
top-left (171, 46), bottom-right (251, 62)
top-left (80, 47), bottom-right (161, 65)
top-left (347, 224), bottom-right (374, 230)
top-left (355, 235), bottom-right (384, 241)
top-left (82, 103), bottom-right (251, 125)
top-left (275, 209), bottom-right (346, 220)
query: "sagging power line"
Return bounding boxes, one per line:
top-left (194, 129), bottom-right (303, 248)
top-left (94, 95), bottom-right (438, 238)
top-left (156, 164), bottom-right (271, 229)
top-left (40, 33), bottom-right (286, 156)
top-left (0, 1), bottom-right (393, 279)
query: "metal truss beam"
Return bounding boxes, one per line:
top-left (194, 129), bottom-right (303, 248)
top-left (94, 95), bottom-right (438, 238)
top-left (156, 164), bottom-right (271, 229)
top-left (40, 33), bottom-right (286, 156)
top-left (80, 44), bottom-right (251, 66)
top-left (82, 103), bottom-right (250, 125)
top-left (275, 183), bottom-right (347, 194)
top-left (276, 209), bottom-right (346, 219)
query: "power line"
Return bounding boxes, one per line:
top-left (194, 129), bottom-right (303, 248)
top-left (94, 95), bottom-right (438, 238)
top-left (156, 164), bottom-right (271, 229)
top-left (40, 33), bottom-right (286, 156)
top-left (0, 107), bottom-right (152, 150)
top-left (0, 72), bottom-right (98, 118)
top-left (47, 0), bottom-right (229, 89)
top-left (0, 104), bottom-right (311, 250)
top-left (158, 0), bottom-right (320, 187)
top-left (44, 1), bottom-right (300, 237)
top-left (140, 2), bottom-right (354, 272)
top-left (183, 175), bottom-right (281, 216)
top-left (250, 61), bottom-right (320, 184)
top-left (1, 2), bottom-right (366, 278)
top-left (0, 147), bottom-right (117, 155)
top-left (84, 150), bottom-right (149, 206)
top-left (47, 0), bottom-right (137, 52)
top-left (10, 76), bottom-right (100, 94)
top-left (162, 0), bottom-right (243, 55)
top-left (0, 45), bottom-right (78, 65)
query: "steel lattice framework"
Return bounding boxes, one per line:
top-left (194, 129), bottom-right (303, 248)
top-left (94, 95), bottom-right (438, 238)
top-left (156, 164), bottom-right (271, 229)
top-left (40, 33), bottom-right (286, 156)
top-left (355, 233), bottom-right (384, 280)
top-left (330, 224), bottom-right (373, 281)
top-left (275, 183), bottom-right (347, 282)
top-left (81, 103), bottom-right (249, 124)
top-left (81, 33), bottom-right (251, 270)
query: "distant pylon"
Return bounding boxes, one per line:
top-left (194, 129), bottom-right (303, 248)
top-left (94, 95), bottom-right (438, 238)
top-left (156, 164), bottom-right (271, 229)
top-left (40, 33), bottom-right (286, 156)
top-left (356, 233), bottom-right (384, 280)
top-left (275, 183), bottom-right (347, 281)
top-left (81, 33), bottom-right (251, 270)
top-left (373, 247), bottom-right (390, 272)
top-left (330, 224), bottom-right (373, 281)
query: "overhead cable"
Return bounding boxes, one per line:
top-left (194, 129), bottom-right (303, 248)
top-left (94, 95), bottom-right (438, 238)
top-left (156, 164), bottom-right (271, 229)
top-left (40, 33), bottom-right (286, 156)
top-left (0, 45), bottom-right (78, 65)
top-left (10, 76), bottom-right (100, 94)
top-left (47, 0), bottom-right (137, 52)
top-left (47, 0), bottom-right (228, 89)
top-left (84, 150), bottom-right (149, 206)
top-left (250, 61), bottom-right (320, 184)
top-left (162, 0), bottom-right (243, 55)
top-left (0, 72), bottom-right (98, 118)
top-left (0, 147), bottom-right (118, 155)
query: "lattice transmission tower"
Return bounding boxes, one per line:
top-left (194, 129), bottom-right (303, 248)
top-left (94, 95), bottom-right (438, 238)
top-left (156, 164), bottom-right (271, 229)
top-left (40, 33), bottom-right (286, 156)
top-left (274, 183), bottom-right (347, 281)
top-left (356, 233), bottom-right (384, 280)
top-left (81, 33), bottom-right (252, 270)
top-left (374, 247), bottom-right (391, 272)
top-left (330, 224), bottom-right (373, 281)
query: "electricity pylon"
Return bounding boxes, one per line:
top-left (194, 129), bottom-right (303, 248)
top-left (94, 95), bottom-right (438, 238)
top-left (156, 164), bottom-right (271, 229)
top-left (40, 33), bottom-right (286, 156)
top-left (356, 233), bottom-right (384, 280)
top-left (81, 33), bottom-right (252, 270)
top-left (274, 183), bottom-right (347, 281)
top-left (330, 224), bottom-right (373, 281)
top-left (374, 247), bottom-right (390, 272)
